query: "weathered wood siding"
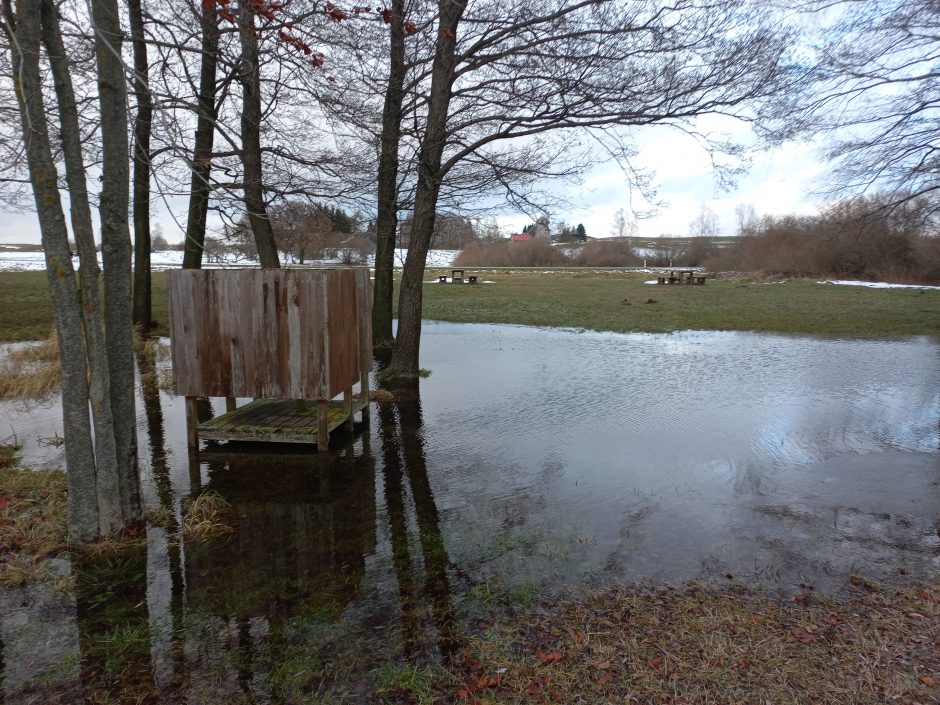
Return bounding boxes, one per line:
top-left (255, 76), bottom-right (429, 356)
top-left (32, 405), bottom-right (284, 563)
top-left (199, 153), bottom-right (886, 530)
top-left (168, 268), bottom-right (371, 399)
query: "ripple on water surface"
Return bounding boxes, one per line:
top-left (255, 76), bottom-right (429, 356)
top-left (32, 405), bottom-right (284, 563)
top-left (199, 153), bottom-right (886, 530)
top-left (1, 324), bottom-right (939, 700)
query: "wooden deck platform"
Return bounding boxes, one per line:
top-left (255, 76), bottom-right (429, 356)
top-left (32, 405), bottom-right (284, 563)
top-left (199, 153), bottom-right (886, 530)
top-left (196, 397), bottom-right (369, 446)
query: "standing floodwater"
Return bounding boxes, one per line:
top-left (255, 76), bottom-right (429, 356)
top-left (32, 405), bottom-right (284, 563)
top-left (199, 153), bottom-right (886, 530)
top-left (1, 324), bottom-right (938, 702)
top-left (414, 324), bottom-right (939, 588)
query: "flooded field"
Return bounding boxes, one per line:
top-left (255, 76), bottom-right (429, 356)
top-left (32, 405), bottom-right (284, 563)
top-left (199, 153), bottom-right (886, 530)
top-left (2, 322), bottom-right (939, 702)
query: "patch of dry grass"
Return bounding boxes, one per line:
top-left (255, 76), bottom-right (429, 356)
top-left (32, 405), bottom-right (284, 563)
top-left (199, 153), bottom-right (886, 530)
top-left (442, 581), bottom-right (940, 705)
top-left (132, 332), bottom-right (169, 360)
top-left (0, 554), bottom-right (56, 588)
top-left (0, 331), bottom-right (171, 402)
top-left (0, 332), bottom-right (61, 400)
top-left (0, 444), bottom-right (68, 586)
top-left (181, 490), bottom-right (235, 540)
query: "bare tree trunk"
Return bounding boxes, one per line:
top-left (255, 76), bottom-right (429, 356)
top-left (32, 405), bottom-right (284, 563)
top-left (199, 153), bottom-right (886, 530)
top-left (39, 0), bottom-right (124, 535)
top-left (128, 0), bottom-right (153, 332)
top-left (387, 0), bottom-right (466, 376)
top-left (182, 0), bottom-right (219, 270)
top-left (90, 0), bottom-right (142, 522)
top-left (237, 0), bottom-right (279, 269)
top-left (373, 0), bottom-right (406, 346)
top-left (3, 0), bottom-right (103, 541)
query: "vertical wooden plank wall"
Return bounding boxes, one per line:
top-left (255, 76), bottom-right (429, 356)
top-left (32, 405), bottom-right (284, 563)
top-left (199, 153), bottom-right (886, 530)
top-left (168, 268), bottom-right (369, 401)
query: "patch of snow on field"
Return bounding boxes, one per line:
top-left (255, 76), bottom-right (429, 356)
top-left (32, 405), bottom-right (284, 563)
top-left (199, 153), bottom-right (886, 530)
top-left (818, 279), bottom-right (940, 291)
top-left (0, 248), bottom-right (459, 271)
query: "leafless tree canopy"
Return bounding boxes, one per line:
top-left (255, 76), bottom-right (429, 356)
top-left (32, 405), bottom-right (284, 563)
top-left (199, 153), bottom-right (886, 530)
top-left (761, 0), bottom-right (940, 218)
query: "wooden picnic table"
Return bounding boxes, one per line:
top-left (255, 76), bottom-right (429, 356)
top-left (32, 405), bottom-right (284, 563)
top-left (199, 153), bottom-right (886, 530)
top-left (657, 269), bottom-right (706, 285)
top-left (440, 269), bottom-right (478, 284)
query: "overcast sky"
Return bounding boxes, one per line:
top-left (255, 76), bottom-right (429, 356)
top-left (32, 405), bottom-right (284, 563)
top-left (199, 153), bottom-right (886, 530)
top-left (0, 115), bottom-right (831, 246)
top-left (499, 116), bottom-right (830, 241)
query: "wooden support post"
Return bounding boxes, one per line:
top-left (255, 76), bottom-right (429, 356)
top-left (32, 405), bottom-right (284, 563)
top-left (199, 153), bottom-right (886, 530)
top-left (359, 373), bottom-right (371, 420)
top-left (185, 396), bottom-right (199, 451)
top-left (357, 268), bottom-right (372, 421)
top-left (344, 387), bottom-right (354, 431)
top-left (188, 453), bottom-right (202, 495)
top-left (226, 397), bottom-right (236, 412)
top-left (317, 399), bottom-right (329, 451)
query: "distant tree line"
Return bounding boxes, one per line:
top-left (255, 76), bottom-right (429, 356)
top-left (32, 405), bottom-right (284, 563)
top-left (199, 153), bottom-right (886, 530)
top-left (457, 193), bottom-right (940, 281)
top-left (707, 195), bottom-right (940, 284)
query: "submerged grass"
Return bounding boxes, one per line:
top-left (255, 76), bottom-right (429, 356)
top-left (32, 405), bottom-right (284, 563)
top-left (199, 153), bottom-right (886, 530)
top-left (0, 444), bottom-right (68, 581)
top-left (0, 331), bottom-right (61, 400)
top-left (0, 328), bottom-right (171, 401)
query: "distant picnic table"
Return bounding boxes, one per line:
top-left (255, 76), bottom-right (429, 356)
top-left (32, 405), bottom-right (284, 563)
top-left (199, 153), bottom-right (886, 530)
top-left (657, 269), bottom-right (707, 285)
top-left (438, 269), bottom-right (478, 284)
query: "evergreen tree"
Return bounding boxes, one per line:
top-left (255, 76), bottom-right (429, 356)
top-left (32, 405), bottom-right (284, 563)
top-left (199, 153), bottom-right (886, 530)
top-left (331, 207), bottom-right (353, 233)
top-left (575, 223), bottom-right (587, 241)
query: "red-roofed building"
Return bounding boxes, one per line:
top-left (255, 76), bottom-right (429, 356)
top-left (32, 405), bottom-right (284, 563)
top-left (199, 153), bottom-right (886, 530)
top-left (509, 233), bottom-right (534, 242)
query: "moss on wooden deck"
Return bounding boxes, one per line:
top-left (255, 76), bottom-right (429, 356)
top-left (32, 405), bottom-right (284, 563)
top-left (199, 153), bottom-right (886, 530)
top-left (198, 398), bottom-right (366, 444)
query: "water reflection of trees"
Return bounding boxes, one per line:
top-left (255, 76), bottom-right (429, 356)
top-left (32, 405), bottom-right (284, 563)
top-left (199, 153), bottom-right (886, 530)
top-left (5, 372), bottom-right (459, 702)
top-left (378, 384), bottom-right (458, 660)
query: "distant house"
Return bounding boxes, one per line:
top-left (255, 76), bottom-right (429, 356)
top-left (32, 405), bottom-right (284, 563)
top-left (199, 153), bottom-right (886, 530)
top-left (509, 232), bottom-right (534, 242)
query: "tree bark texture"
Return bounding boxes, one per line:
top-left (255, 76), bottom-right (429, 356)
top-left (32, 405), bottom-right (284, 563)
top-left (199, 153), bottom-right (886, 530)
top-left (90, 0), bottom-right (142, 522)
top-left (39, 0), bottom-right (124, 533)
top-left (388, 0), bottom-right (467, 376)
top-left (4, 0), bottom-right (105, 541)
top-left (182, 0), bottom-right (219, 270)
top-left (237, 0), bottom-right (279, 269)
top-left (372, 0), bottom-right (406, 346)
top-left (128, 0), bottom-right (153, 331)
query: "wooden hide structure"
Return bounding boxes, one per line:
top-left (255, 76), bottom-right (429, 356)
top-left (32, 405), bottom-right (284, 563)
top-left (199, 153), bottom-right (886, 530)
top-left (168, 268), bottom-right (372, 451)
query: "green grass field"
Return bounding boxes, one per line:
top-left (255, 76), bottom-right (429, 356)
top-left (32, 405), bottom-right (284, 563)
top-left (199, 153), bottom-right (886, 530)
top-left (1, 269), bottom-right (938, 341)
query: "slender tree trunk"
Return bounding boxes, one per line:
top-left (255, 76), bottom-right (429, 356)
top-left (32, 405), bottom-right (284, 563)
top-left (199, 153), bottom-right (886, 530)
top-left (237, 0), bottom-right (279, 269)
top-left (3, 0), bottom-right (102, 541)
top-left (90, 0), bottom-right (142, 522)
top-left (128, 0), bottom-right (153, 331)
top-left (373, 0), bottom-right (407, 346)
top-left (39, 0), bottom-right (124, 534)
top-left (182, 0), bottom-right (219, 270)
top-left (387, 0), bottom-right (466, 376)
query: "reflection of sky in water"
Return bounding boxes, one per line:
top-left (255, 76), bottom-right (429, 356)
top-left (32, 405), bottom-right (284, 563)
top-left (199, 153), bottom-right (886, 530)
top-left (414, 325), bottom-right (940, 589)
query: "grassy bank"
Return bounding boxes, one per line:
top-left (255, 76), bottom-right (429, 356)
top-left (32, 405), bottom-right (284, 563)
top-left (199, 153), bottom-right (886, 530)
top-left (429, 579), bottom-right (940, 705)
top-left (1, 269), bottom-right (939, 342)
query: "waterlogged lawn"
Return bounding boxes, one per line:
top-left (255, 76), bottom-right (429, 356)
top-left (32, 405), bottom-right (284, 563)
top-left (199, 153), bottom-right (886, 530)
top-left (1, 268), bottom-right (939, 341)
